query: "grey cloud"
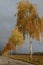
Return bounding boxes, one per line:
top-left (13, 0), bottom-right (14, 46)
top-left (0, 16), bottom-right (16, 44)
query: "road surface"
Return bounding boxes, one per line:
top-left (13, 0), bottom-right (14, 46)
top-left (0, 56), bottom-right (34, 65)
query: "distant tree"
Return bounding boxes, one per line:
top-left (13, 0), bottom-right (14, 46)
top-left (2, 42), bottom-right (15, 56)
top-left (2, 27), bottom-right (24, 55)
top-left (10, 27), bottom-right (24, 53)
top-left (16, 0), bottom-right (41, 60)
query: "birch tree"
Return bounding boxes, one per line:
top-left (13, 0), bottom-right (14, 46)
top-left (16, 0), bottom-right (41, 60)
top-left (10, 27), bottom-right (24, 53)
top-left (2, 27), bottom-right (24, 55)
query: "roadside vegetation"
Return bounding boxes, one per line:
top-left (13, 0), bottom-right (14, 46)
top-left (9, 53), bottom-right (43, 65)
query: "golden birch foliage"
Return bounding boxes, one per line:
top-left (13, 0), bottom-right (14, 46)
top-left (10, 27), bottom-right (24, 46)
top-left (2, 43), bottom-right (10, 54)
top-left (41, 18), bottom-right (43, 39)
top-left (41, 18), bottom-right (43, 32)
top-left (2, 42), bottom-right (14, 54)
top-left (17, 0), bottom-right (41, 41)
top-left (2, 27), bottom-right (24, 54)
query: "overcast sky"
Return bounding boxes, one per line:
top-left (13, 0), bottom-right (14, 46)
top-left (0, 0), bottom-right (43, 53)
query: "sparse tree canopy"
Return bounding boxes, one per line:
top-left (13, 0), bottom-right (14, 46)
top-left (17, 0), bottom-right (41, 41)
top-left (2, 42), bottom-right (14, 55)
top-left (10, 27), bottom-right (24, 46)
top-left (41, 18), bottom-right (43, 32)
top-left (16, 0), bottom-right (42, 60)
top-left (2, 27), bottom-right (24, 55)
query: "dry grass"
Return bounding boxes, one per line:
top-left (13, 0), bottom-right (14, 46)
top-left (9, 54), bottom-right (43, 65)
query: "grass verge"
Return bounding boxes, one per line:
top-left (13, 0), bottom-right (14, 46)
top-left (9, 55), bottom-right (43, 65)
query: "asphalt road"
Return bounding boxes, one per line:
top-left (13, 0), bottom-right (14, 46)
top-left (0, 56), bottom-right (34, 65)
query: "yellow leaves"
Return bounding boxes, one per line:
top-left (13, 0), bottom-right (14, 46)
top-left (2, 44), bottom-right (14, 55)
top-left (2, 43), bottom-right (10, 54)
top-left (18, 1), bottom-right (25, 11)
top-left (40, 18), bottom-right (43, 39)
top-left (41, 18), bottom-right (43, 32)
top-left (11, 27), bottom-right (24, 46)
top-left (16, 0), bottom-right (42, 42)
top-left (17, 0), bottom-right (41, 41)
top-left (34, 29), bottom-right (40, 41)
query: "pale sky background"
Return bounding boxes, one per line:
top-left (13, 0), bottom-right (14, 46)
top-left (0, 0), bottom-right (43, 53)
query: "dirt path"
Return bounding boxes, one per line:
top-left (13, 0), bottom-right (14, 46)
top-left (0, 56), bottom-right (34, 65)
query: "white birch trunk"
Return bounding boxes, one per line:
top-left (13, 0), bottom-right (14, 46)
top-left (16, 45), bottom-right (18, 54)
top-left (10, 50), bottom-right (12, 55)
top-left (30, 37), bottom-right (32, 60)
